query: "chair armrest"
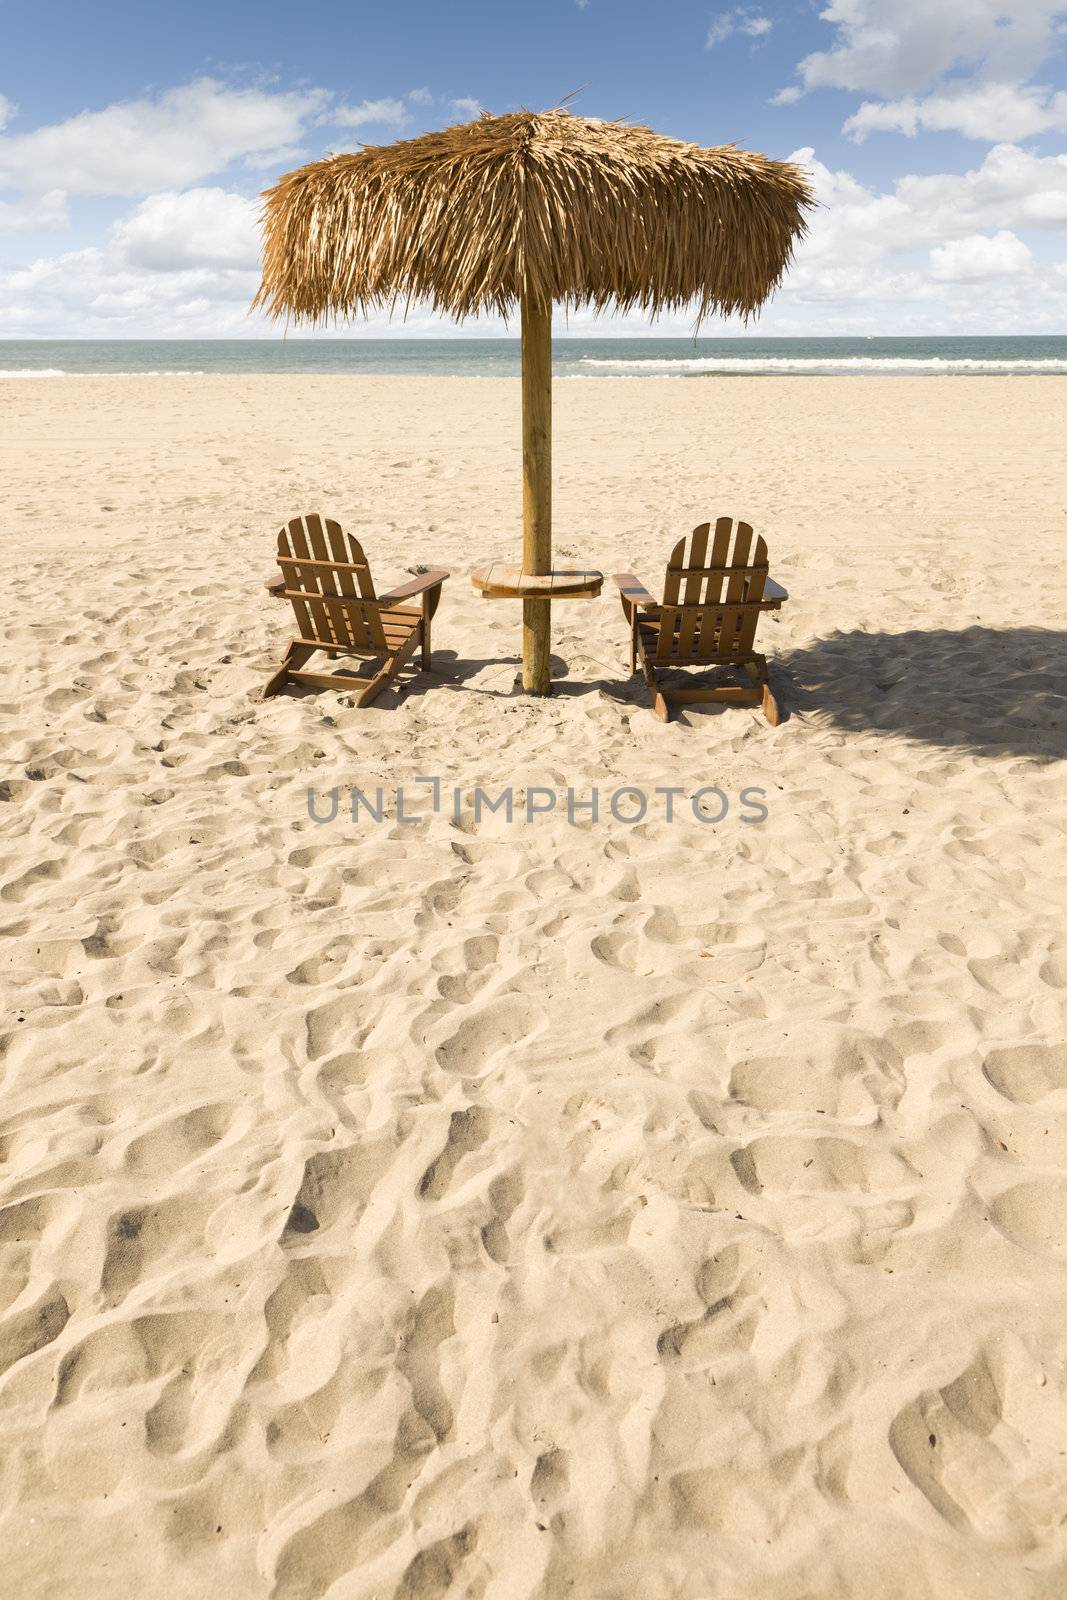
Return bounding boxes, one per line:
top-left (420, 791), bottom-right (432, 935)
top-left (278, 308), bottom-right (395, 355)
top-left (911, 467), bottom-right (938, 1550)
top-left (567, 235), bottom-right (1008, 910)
top-left (377, 568), bottom-right (450, 607)
top-left (612, 572), bottom-right (657, 622)
top-left (764, 577), bottom-right (789, 604)
top-left (265, 567), bottom-right (286, 598)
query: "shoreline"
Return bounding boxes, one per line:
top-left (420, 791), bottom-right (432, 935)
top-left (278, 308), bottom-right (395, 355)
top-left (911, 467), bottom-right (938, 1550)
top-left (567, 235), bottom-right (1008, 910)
top-left (5, 369), bottom-right (1067, 380)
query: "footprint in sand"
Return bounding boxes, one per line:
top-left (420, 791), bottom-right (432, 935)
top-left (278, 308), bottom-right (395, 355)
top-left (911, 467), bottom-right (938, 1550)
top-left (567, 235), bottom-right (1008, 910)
top-left (303, 994), bottom-right (369, 1061)
top-left (889, 1344), bottom-right (1067, 1555)
top-left (656, 1246), bottom-right (761, 1370)
top-left (418, 1106), bottom-right (490, 1201)
top-left (99, 1193), bottom-right (212, 1307)
top-left (1, 859), bottom-right (63, 904)
top-left (531, 1447), bottom-right (570, 1513)
top-left (1038, 942), bottom-right (1067, 988)
top-left (121, 1103), bottom-right (236, 1176)
top-left (55, 1309), bottom-right (215, 1408)
top-left (482, 1167), bottom-right (523, 1264)
top-left (283, 1132), bottom-right (399, 1240)
top-left (988, 1180), bottom-right (1067, 1258)
top-left (434, 993), bottom-right (539, 1077)
top-left (731, 1135), bottom-right (917, 1197)
top-left (0, 1290), bottom-right (70, 1379)
top-left (285, 937), bottom-right (355, 986)
top-left (728, 1028), bottom-right (905, 1118)
top-left (982, 1042), bottom-right (1067, 1104)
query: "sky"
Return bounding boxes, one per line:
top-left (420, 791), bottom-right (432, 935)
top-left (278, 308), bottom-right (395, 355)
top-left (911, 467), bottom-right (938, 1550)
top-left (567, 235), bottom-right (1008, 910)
top-left (1, 0), bottom-right (1066, 338)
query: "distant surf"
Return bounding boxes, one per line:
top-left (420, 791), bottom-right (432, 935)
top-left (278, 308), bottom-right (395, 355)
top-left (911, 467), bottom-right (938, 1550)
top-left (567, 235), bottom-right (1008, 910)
top-left (2, 336), bottom-right (1066, 378)
top-left (577, 354), bottom-right (1067, 376)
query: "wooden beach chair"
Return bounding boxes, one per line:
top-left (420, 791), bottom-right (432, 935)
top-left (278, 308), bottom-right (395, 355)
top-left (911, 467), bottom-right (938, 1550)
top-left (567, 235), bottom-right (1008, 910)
top-left (263, 514), bottom-right (449, 705)
top-left (612, 517), bottom-right (788, 724)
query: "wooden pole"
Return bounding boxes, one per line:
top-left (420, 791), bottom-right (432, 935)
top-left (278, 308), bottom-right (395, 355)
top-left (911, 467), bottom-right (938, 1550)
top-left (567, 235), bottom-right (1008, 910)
top-left (521, 293), bottom-right (552, 694)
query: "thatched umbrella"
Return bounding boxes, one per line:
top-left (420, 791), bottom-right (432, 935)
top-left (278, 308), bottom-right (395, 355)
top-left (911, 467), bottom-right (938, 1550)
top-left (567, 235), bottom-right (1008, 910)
top-left (255, 110), bottom-right (812, 694)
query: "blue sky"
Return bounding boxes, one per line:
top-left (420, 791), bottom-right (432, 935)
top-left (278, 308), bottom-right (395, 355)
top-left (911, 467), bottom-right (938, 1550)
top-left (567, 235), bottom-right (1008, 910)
top-left (1, 0), bottom-right (1066, 336)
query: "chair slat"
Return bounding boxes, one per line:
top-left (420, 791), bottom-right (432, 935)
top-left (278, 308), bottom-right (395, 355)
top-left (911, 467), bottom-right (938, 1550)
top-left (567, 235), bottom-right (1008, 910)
top-left (320, 515), bottom-right (360, 649)
top-left (347, 525), bottom-right (381, 649)
top-left (706, 518), bottom-right (734, 606)
top-left (279, 519), bottom-right (315, 643)
top-left (693, 516), bottom-right (735, 656)
top-left (675, 522), bottom-right (709, 660)
top-left (315, 516), bottom-right (356, 648)
top-left (657, 535), bottom-right (686, 663)
top-left (288, 515), bottom-right (335, 646)
top-left (733, 533), bottom-right (768, 655)
top-left (716, 521), bottom-right (754, 659)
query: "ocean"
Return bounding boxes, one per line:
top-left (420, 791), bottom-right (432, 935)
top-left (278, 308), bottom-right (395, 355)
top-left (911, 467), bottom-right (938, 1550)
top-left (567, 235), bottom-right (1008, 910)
top-left (3, 336), bottom-right (1067, 378)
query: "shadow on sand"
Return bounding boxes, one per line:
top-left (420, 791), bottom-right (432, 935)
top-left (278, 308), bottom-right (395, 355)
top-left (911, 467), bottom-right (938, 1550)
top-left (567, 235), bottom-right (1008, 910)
top-left (278, 628), bottom-right (1066, 761)
top-left (775, 625), bottom-right (1066, 761)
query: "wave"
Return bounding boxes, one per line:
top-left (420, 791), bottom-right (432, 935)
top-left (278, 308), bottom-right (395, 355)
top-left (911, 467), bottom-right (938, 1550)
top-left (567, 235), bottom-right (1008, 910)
top-left (577, 355), bottom-right (1067, 374)
top-left (0, 368), bottom-right (207, 378)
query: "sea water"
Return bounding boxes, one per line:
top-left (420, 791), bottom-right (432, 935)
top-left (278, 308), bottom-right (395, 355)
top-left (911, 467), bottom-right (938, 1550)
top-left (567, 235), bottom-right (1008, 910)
top-left (3, 335), bottom-right (1067, 378)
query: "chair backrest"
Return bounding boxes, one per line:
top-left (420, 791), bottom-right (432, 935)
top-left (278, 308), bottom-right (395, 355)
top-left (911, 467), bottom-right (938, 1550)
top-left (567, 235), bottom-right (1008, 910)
top-left (277, 514), bottom-right (387, 653)
top-left (656, 517), bottom-right (769, 664)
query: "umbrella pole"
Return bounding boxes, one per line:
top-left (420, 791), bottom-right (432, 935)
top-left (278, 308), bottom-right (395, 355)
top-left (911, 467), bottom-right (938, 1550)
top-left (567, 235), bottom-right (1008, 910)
top-left (521, 293), bottom-right (552, 694)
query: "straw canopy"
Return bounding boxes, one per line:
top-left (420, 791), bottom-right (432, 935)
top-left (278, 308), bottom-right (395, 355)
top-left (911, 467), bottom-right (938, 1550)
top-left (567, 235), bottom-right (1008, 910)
top-left (254, 109), bottom-right (813, 326)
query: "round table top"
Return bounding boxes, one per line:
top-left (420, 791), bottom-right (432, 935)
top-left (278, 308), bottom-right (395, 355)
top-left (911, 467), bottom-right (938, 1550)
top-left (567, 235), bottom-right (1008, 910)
top-left (471, 562), bottom-right (604, 599)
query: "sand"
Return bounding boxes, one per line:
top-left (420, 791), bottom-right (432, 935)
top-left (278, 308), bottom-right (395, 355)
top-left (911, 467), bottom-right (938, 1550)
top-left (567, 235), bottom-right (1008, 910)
top-left (1, 372), bottom-right (1065, 1600)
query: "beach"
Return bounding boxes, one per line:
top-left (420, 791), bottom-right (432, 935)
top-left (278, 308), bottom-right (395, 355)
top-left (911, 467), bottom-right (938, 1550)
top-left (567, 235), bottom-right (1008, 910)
top-left (2, 372), bottom-right (1066, 1599)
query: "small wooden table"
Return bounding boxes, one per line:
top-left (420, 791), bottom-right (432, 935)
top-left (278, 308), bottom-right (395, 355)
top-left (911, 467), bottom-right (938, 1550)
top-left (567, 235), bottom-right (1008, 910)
top-left (471, 562), bottom-right (603, 600)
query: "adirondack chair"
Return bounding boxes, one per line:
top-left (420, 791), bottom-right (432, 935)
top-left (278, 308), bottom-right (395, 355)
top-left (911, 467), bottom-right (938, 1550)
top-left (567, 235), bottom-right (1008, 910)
top-left (263, 514), bottom-right (449, 705)
top-left (612, 517), bottom-right (788, 724)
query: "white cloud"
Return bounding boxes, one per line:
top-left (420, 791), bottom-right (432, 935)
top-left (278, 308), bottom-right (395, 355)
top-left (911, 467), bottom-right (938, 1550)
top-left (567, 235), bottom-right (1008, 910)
top-left (111, 188), bottom-right (260, 271)
top-left (0, 183), bottom-right (262, 335)
top-left (0, 187), bottom-right (68, 234)
top-left (450, 98), bottom-right (483, 119)
top-left (0, 94), bottom-right (15, 133)
top-left (407, 87), bottom-right (434, 106)
top-left (844, 82), bottom-right (1067, 142)
top-left (782, 0), bottom-right (1067, 99)
top-left (792, 143), bottom-right (1067, 262)
top-left (777, 0), bottom-right (1067, 149)
top-left (707, 8), bottom-right (772, 48)
top-left (0, 245), bottom-right (259, 337)
top-left (929, 230), bottom-right (1034, 281)
top-left (0, 78), bottom-right (329, 197)
top-left (330, 97), bottom-right (409, 129)
top-left (771, 144), bottom-right (1066, 327)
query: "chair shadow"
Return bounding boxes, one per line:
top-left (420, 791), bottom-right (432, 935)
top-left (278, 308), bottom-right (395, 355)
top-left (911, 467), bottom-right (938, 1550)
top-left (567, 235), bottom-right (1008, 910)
top-left (775, 626), bottom-right (1067, 761)
top-left (392, 650), bottom-right (610, 702)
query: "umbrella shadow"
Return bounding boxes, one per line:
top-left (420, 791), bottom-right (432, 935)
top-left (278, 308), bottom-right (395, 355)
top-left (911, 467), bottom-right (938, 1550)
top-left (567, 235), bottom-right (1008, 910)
top-left (775, 626), bottom-right (1067, 761)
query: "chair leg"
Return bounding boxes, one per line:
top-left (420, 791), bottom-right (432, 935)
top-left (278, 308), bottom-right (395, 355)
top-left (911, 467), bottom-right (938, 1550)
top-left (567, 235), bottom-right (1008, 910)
top-left (355, 656), bottom-right (399, 708)
top-left (634, 632), bottom-right (670, 720)
top-left (355, 628), bottom-right (420, 709)
top-left (628, 620), bottom-right (637, 675)
top-left (420, 604), bottom-right (431, 671)
top-left (744, 655), bottom-right (781, 727)
top-left (263, 641), bottom-right (315, 699)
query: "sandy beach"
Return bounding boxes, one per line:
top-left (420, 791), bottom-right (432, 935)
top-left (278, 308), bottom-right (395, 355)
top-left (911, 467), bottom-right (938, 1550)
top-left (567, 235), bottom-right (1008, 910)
top-left (1, 372), bottom-right (1066, 1599)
